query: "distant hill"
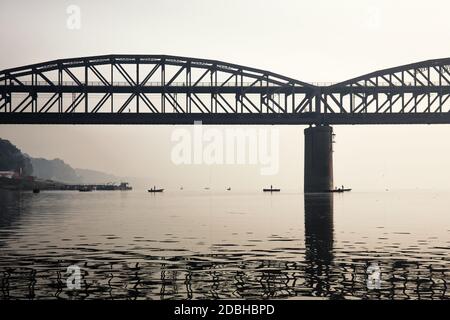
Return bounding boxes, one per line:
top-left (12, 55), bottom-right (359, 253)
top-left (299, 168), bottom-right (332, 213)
top-left (30, 157), bottom-right (122, 184)
top-left (1, 137), bottom-right (123, 184)
top-left (74, 168), bottom-right (121, 184)
top-left (0, 138), bottom-right (33, 176)
top-left (30, 157), bottom-right (82, 183)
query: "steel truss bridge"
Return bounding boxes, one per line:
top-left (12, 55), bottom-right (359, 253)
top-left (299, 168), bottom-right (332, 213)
top-left (1, 54), bottom-right (450, 125)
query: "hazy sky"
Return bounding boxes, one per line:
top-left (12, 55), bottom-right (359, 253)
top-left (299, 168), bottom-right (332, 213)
top-left (1, 0), bottom-right (450, 191)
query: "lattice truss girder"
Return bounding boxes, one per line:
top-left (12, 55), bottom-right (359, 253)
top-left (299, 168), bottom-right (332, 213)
top-left (0, 55), bottom-right (315, 114)
top-left (2, 55), bottom-right (450, 115)
top-left (322, 58), bottom-right (450, 113)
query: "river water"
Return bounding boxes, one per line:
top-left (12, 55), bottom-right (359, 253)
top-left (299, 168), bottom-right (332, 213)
top-left (0, 189), bottom-right (448, 300)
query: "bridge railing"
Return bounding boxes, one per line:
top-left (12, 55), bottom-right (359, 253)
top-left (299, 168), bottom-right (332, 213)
top-left (9, 81), bottom-right (293, 87)
top-left (9, 80), bottom-right (445, 87)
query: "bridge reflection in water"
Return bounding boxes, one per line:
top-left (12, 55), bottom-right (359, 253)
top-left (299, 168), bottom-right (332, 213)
top-left (304, 194), bottom-right (334, 296)
top-left (0, 191), bottom-right (448, 300)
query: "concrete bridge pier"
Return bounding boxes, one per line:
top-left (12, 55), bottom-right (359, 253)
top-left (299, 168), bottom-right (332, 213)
top-left (304, 125), bottom-right (334, 193)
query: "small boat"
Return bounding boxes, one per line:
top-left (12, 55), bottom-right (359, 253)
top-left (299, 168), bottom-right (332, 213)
top-left (204, 187), bottom-right (210, 190)
top-left (226, 187), bottom-right (231, 191)
top-left (148, 186), bottom-right (164, 193)
top-left (32, 188), bottom-right (40, 194)
top-left (263, 185), bottom-right (280, 192)
top-left (79, 186), bottom-right (93, 192)
top-left (328, 187), bottom-right (352, 193)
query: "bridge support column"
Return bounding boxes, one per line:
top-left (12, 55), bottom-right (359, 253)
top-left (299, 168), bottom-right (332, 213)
top-left (304, 125), bottom-right (333, 193)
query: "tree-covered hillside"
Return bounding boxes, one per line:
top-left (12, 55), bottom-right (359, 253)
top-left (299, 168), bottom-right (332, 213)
top-left (0, 138), bottom-right (33, 176)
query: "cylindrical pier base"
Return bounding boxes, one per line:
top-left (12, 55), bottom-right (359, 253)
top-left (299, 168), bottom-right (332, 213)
top-left (304, 125), bottom-right (333, 193)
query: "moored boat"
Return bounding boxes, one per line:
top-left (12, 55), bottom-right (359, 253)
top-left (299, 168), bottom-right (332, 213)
top-left (79, 186), bottom-right (94, 192)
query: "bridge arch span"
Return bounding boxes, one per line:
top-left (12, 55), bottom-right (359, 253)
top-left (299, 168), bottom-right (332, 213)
top-left (0, 54), bottom-right (314, 88)
top-left (0, 54), bottom-right (319, 121)
top-left (332, 57), bottom-right (450, 88)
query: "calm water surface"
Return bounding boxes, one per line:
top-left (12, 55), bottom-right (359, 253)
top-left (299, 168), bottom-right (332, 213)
top-left (0, 190), bottom-right (449, 300)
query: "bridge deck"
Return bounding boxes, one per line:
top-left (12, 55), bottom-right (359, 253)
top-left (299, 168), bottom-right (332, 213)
top-left (1, 112), bottom-right (450, 125)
